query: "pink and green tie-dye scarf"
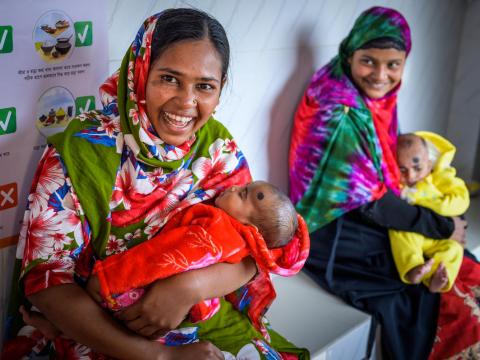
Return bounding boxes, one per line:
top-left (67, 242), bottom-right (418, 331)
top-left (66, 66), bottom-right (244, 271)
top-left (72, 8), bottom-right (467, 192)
top-left (289, 6), bottom-right (411, 233)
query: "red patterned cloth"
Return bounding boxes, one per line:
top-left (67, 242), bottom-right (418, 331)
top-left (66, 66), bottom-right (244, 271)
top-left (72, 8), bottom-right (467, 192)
top-left (430, 256), bottom-right (480, 359)
top-left (94, 203), bottom-right (310, 334)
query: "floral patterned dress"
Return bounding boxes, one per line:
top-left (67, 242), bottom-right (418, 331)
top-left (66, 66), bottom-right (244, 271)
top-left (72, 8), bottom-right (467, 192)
top-left (3, 10), bottom-right (309, 360)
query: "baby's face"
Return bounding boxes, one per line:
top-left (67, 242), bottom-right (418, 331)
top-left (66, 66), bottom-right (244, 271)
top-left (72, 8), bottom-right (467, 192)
top-left (214, 181), bottom-right (272, 225)
top-left (397, 140), bottom-right (432, 187)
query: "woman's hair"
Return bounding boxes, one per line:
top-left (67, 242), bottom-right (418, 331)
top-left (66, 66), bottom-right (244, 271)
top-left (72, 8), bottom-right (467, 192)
top-left (359, 36), bottom-right (406, 52)
top-left (249, 184), bottom-right (298, 249)
top-left (151, 8), bottom-right (230, 79)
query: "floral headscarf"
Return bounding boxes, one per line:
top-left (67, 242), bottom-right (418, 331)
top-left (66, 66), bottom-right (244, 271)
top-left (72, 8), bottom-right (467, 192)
top-left (48, 12), bottom-right (251, 257)
top-left (289, 7), bottom-right (411, 232)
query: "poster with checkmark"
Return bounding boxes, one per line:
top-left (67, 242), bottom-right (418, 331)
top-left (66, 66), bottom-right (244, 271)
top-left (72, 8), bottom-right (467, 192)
top-left (0, 108), bottom-right (16, 135)
top-left (0, 26), bottom-right (13, 53)
top-left (74, 21), bottom-right (92, 47)
top-left (75, 95), bottom-right (95, 115)
top-left (0, 0), bottom-right (107, 250)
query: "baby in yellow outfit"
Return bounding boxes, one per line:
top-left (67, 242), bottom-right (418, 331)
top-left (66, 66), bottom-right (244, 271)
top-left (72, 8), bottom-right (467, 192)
top-left (390, 132), bottom-right (470, 292)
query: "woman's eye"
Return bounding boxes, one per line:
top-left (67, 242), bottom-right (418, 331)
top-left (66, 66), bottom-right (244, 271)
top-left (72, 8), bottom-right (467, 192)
top-left (388, 62), bottom-right (401, 69)
top-left (161, 75), bottom-right (178, 84)
top-left (197, 83), bottom-right (214, 91)
top-left (361, 58), bottom-right (373, 65)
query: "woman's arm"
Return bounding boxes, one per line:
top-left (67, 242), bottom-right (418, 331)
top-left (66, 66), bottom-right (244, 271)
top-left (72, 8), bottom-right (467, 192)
top-left (356, 189), bottom-right (465, 240)
top-left (28, 284), bottom-right (224, 360)
top-left (28, 284), bottom-right (165, 359)
top-left (116, 257), bottom-right (257, 338)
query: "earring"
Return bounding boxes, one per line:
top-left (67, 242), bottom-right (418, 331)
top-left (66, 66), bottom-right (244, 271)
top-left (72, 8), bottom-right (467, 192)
top-left (193, 99), bottom-right (197, 105)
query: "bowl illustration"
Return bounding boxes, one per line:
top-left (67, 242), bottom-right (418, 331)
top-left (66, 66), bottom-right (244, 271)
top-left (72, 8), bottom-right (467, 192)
top-left (56, 107), bottom-right (66, 121)
top-left (55, 41), bottom-right (71, 55)
top-left (40, 24), bottom-right (56, 34)
top-left (34, 10), bottom-right (74, 63)
top-left (57, 35), bottom-right (72, 44)
top-left (36, 86), bottom-right (76, 137)
top-left (55, 20), bottom-right (69, 29)
top-left (41, 40), bottom-right (54, 55)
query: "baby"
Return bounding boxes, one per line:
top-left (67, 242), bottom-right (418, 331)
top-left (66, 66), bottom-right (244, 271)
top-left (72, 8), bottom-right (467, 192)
top-left (89, 181), bottom-right (301, 320)
top-left (389, 132), bottom-right (469, 292)
top-left (22, 181), bottom-right (308, 341)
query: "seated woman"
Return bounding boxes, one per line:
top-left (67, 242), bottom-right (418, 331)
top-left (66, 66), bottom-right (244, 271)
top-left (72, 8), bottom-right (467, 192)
top-left (4, 8), bottom-right (308, 360)
top-left (289, 6), bottom-right (477, 360)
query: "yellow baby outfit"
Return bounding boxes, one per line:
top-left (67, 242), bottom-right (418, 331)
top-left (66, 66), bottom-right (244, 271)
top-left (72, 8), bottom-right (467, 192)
top-left (390, 131), bottom-right (470, 291)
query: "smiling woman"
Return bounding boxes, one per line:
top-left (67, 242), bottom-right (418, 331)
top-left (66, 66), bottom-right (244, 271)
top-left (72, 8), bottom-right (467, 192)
top-left (3, 8), bottom-right (308, 360)
top-left (348, 47), bottom-right (406, 99)
top-left (145, 39), bottom-right (223, 146)
top-left (289, 6), bottom-right (477, 359)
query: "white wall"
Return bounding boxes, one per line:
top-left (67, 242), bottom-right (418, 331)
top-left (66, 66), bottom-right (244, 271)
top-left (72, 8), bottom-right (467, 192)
top-left (447, 0), bottom-right (480, 181)
top-left (107, 0), bottom-right (467, 192)
top-left (2, 0), bottom-right (473, 351)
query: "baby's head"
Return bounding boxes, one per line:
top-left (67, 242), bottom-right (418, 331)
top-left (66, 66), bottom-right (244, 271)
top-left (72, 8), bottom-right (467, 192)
top-left (215, 181), bottom-right (298, 248)
top-left (397, 133), bottom-right (433, 187)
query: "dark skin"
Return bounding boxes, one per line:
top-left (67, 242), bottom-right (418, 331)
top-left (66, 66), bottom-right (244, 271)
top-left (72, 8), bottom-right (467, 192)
top-left (25, 33), bottom-right (258, 359)
top-left (27, 257), bottom-right (256, 359)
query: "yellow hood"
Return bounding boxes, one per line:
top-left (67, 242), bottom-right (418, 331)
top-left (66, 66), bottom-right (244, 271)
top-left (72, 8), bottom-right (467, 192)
top-left (415, 131), bottom-right (456, 174)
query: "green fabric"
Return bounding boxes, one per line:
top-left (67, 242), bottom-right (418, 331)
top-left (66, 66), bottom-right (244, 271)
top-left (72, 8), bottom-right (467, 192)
top-left (181, 299), bottom-right (310, 359)
top-left (338, 7), bottom-right (411, 76)
top-left (48, 116), bottom-right (120, 256)
top-left (47, 116), bottom-right (235, 258)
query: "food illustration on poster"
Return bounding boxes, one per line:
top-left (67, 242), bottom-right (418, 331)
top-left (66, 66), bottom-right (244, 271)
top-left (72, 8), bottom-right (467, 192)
top-left (33, 10), bottom-right (74, 63)
top-left (0, 0), bottom-right (107, 251)
top-left (35, 86), bottom-right (75, 137)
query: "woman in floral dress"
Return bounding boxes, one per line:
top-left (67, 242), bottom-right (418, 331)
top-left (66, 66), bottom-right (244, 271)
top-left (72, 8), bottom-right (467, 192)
top-left (4, 8), bottom-right (308, 360)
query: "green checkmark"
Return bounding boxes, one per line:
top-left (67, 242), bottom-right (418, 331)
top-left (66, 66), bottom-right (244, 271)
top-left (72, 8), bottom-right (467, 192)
top-left (75, 96), bottom-right (95, 115)
top-left (0, 107), bottom-right (16, 135)
top-left (0, 26), bottom-right (13, 54)
top-left (74, 21), bottom-right (92, 47)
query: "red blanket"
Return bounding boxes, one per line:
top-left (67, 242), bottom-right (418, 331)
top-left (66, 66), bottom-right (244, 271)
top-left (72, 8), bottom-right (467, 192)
top-left (429, 255), bottom-right (480, 358)
top-left (94, 203), bottom-right (310, 334)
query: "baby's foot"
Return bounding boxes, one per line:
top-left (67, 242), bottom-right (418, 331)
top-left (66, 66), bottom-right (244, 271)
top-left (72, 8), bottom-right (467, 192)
top-left (429, 262), bottom-right (448, 293)
top-left (406, 258), bottom-right (434, 284)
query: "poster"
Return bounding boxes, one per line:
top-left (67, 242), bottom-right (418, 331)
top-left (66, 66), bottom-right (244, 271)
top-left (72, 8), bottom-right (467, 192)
top-left (0, 1), bottom-right (109, 249)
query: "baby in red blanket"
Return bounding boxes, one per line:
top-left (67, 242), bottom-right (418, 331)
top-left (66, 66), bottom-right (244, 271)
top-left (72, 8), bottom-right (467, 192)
top-left (23, 181), bottom-right (309, 340)
top-left (88, 181), bottom-right (308, 330)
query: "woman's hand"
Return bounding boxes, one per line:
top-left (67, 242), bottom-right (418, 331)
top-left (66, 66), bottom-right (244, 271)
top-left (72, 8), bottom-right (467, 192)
top-left (160, 341), bottom-right (224, 360)
top-left (19, 305), bottom-right (62, 340)
top-left (450, 216), bottom-right (467, 246)
top-left (116, 258), bottom-right (256, 339)
top-left (115, 273), bottom-right (198, 339)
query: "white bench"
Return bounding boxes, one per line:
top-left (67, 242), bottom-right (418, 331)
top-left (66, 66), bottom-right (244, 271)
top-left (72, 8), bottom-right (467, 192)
top-left (267, 272), bottom-right (375, 360)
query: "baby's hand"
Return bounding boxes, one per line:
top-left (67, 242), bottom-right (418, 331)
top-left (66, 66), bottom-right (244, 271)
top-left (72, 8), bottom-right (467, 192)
top-left (86, 274), bottom-right (103, 303)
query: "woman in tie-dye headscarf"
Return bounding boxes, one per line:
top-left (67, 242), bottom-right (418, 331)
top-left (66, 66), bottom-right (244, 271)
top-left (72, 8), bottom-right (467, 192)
top-left (3, 8), bottom-right (308, 360)
top-left (290, 6), bottom-right (480, 359)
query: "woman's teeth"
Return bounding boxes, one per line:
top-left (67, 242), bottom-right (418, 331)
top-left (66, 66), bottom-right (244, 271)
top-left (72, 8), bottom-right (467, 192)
top-left (163, 112), bottom-right (193, 128)
top-left (368, 81), bottom-right (387, 90)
